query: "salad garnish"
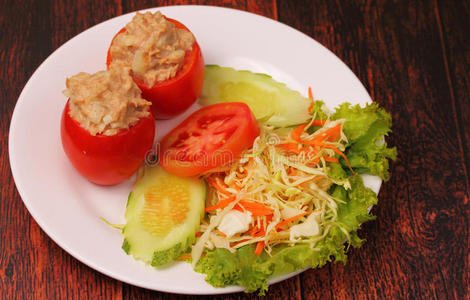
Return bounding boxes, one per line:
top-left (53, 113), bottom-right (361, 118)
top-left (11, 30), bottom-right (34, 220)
top-left (192, 98), bottom-right (353, 265)
top-left (118, 66), bottom-right (396, 294)
top-left (190, 72), bottom-right (396, 293)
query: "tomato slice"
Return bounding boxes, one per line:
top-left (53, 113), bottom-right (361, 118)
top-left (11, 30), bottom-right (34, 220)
top-left (61, 101), bottom-right (155, 185)
top-left (159, 103), bottom-right (260, 176)
top-left (106, 17), bottom-right (204, 119)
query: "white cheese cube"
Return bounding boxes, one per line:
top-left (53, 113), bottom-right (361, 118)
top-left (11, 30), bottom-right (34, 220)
top-left (217, 210), bottom-right (253, 237)
top-left (289, 212), bottom-right (321, 242)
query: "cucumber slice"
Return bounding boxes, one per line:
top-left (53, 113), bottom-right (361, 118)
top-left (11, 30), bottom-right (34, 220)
top-left (122, 165), bottom-right (205, 266)
top-left (200, 65), bottom-right (311, 127)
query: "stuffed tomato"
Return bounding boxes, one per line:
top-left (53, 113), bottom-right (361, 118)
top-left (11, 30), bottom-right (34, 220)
top-left (106, 11), bottom-right (204, 119)
top-left (61, 64), bottom-right (155, 186)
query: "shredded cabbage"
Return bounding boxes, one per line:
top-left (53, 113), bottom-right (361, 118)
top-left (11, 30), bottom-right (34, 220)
top-left (192, 115), bottom-right (351, 265)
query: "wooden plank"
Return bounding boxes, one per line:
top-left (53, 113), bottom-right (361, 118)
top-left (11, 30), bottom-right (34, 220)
top-left (277, 0), bottom-right (469, 299)
top-left (246, 0), bottom-right (278, 19)
top-left (433, 1), bottom-right (470, 298)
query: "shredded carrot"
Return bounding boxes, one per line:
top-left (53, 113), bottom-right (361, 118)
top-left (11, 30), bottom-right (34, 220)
top-left (279, 143), bottom-right (308, 154)
top-left (291, 120), bottom-right (328, 143)
top-left (290, 124), bottom-right (308, 142)
top-left (302, 175), bottom-right (322, 184)
top-left (283, 122), bottom-right (349, 175)
top-left (205, 197), bottom-right (274, 217)
top-left (289, 122), bottom-right (355, 174)
top-left (234, 200), bottom-right (273, 217)
top-left (322, 144), bottom-right (356, 174)
top-left (249, 214), bottom-right (272, 237)
top-left (308, 87), bottom-right (314, 114)
top-left (249, 220), bottom-right (270, 237)
top-left (313, 124), bottom-right (342, 142)
top-left (247, 225), bottom-right (258, 236)
top-left (289, 167), bottom-right (297, 176)
top-left (214, 230), bottom-right (227, 237)
top-left (308, 102), bottom-right (314, 114)
top-left (204, 196), bottom-right (235, 212)
top-left (275, 211), bottom-right (313, 230)
top-left (306, 157), bottom-right (321, 166)
top-left (216, 177), bottom-right (229, 188)
top-left (302, 141), bottom-right (355, 173)
top-left (176, 254), bottom-right (192, 260)
top-left (323, 156), bottom-right (339, 163)
top-left (279, 143), bottom-right (297, 151)
top-left (255, 241), bottom-right (265, 255)
top-left (177, 253), bottom-right (206, 260)
top-left (232, 182), bottom-right (242, 191)
top-left (311, 120), bottom-right (327, 126)
top-left (296, 137), bottom-right (325, 147)
top-left (252, 230), bottom-right (266, 237)
top-left (207, 177), bottom-right (231, 196)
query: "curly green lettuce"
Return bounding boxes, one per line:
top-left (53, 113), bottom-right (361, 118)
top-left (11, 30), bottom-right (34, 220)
top-left (332, 102), bottom-right (397, 181)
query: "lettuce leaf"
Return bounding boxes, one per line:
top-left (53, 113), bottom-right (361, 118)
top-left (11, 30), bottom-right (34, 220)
top-left (326, 160), bottom-right (349, 183)
top-left (195, 245), bottom-right (271, 294)
top-left (331, 175), bottom-right (378, 231)
top-left (196, 175), bottom-right (378, 294)
top-left (332, 102), bottom-right (388, 140)
top-left (331, 102), bottom-right (397, 180)
top-left (308, 100), bottom-right (329, 120)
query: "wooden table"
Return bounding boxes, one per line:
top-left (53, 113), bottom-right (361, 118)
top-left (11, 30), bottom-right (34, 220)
top-left (1, 1), bottom-right (468, 299)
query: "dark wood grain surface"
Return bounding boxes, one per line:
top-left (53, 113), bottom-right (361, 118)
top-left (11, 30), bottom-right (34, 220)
top-left (1, 0), bottom-right (469, 299)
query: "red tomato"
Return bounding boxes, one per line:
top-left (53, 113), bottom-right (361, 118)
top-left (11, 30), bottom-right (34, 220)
top-left (159, 102), bottom-right (260, 176)
top-left (61, 101), bottom-right (155, 185)
top-left (106, 18), bottom-right (205, 119)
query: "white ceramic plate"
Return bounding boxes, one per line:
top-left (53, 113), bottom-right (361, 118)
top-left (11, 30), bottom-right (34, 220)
top-left (9, 5), bottom-right (380, 295)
